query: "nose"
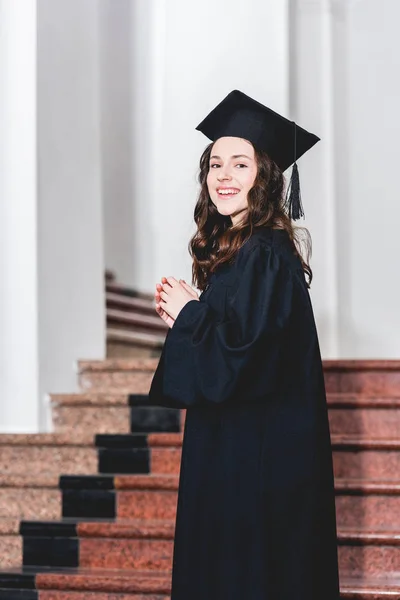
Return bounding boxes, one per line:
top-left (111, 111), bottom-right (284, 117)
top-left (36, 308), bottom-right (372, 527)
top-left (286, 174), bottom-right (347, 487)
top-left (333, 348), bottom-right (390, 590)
top-left (217, 167), bottom-right (232, 181)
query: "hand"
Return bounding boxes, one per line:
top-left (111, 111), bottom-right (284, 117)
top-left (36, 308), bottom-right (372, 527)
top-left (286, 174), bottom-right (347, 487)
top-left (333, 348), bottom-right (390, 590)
top-left (155, 280), bottom-right (175, 329)
top-left (157, 276), bottom-right (199, 323)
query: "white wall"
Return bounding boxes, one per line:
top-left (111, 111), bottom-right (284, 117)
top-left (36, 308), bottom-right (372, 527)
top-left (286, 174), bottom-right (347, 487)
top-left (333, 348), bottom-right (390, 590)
top-left (101, 0), bottom-right (289, 292)
top-left (340, 0), bottom-right (400, 357)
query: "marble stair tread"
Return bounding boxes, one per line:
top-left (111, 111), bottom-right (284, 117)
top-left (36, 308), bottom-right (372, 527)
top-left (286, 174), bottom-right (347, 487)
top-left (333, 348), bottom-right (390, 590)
top-left (60, 474), bottom-right (179, 490)
top-left (338, 527), bottom-right (400, 545)
top-left (107, 307), bottom-right (168, 331)
top-left (335, 479), bottom-right (400, 494)
top-left (0, 566), bottom-right (172, 595)
top-left (327, 394), bottom-right (400, 408)
top-left (0, 432), bottom-right (182, 448)
top-left (17, 517), bottom-right (400, 543)
top-left (20, 518), bottom-right (175, 539)
top-left (107, 328), bottom-right (166, 348)
top-left (340, 574), bottom-right (400, 598)
top-left (106, 290), bottom-right (157, 314)
top-left (0, 474), bottom-right (59, 488)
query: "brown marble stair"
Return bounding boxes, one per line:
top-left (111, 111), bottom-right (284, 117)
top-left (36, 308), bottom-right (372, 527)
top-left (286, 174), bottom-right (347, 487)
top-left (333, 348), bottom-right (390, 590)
top-left (105, 279), bottom-right (167, 359)
top-left (1, 359), bottom-right (400, 598)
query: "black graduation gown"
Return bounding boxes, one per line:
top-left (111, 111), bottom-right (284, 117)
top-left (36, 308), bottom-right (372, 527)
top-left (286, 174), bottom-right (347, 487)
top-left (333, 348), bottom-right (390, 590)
top-left (149, 227), bottom-right (340, 600)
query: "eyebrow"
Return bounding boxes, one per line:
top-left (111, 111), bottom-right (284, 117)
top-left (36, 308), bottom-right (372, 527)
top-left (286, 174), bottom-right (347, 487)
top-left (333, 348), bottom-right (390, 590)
top-left (210, 154), bottom-right (253, 161)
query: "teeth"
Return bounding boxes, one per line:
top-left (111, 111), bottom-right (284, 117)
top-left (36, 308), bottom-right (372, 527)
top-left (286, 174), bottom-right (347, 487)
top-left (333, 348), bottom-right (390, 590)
top-left (218, 189), bottom-right (239, 195)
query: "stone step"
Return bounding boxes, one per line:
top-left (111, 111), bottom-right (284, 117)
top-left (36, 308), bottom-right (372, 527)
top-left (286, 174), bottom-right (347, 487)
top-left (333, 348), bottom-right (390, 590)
top-left (338, 528), bottom-right (400, 577)
top-left (324, 361), bottom-right (400, 395)
top-left (0, 474), bottom-right (60, 520)
top-left (0, 568), bottom-right (400, 600)
top-left (0, 432), bottom-right (183, 477)
top-left (77, 359), bottom-right (157, 393)
top-left (335, 479), bottom-right (400, 529)
top-left (59, 473), bottom-right (400, 527)
top-left (50, 394), bottom-right (181, 435)
top-left (0, 566), bottom-right (170, 599)
top-left (77, 359), bottom-right (400, 394)
top-left (2, 432), bottom-right (400, 480)
top-left (328, 394), bottom-right (400, 438)
top-left (14, 518), bottom-right (400, 579)
top-left (50, 391), bottom-right (400, 438)
top-left (0, 519), bottom-right (21, 568)
top-left (332, 437), bottom-right (400, 480)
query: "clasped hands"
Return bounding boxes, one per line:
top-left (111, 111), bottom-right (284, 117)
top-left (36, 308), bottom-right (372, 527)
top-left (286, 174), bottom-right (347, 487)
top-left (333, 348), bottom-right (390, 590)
top-left (155, 276), bottom-right (199, 328)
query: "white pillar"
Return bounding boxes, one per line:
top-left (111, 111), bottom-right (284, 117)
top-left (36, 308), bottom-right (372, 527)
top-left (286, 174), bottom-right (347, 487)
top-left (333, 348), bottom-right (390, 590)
top-left (0, 0), bottom-right (39, 431)
top-left (290, 0), bottom-right (339, 358)
top-left (0, 0), bottom-right (105, 432)
top-left (37, 0), bottom-right (105, 430)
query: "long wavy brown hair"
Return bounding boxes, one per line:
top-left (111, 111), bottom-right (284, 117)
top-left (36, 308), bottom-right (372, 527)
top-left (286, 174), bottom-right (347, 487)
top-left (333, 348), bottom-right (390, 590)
top-left (188, 141), bottom-right (313, 290)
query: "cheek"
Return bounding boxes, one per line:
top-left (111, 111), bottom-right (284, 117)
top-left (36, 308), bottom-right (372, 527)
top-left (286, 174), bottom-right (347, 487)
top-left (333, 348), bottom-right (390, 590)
top-left (242, 168), bottom-right (257, 189)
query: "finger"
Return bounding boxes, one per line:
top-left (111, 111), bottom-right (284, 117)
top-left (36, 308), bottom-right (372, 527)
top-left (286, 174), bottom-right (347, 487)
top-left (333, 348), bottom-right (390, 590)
top-left (160, 290), bottom-right (169, 301)
top-left (180, 280), bottom-right (197, 297)
top-left (166, 276), bottom-right (179, 288)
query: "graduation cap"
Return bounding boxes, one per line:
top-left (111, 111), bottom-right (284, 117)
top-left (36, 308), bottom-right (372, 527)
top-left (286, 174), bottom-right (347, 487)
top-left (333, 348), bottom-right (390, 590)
top-left (195, 89), bottom-right (320, 221)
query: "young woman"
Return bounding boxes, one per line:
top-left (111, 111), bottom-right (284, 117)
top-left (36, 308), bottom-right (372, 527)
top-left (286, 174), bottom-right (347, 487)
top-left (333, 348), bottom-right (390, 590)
top-left (149, 90), bottom-right (340, 600)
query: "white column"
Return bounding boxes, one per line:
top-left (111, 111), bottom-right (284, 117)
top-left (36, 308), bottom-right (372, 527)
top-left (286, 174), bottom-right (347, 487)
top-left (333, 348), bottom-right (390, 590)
top-left (37, 0), bottom-right (105, 429)
top-left (0, 0), bottom-right (39, 431)
top-left (0, 0), bottom-right (105, 432)
top-left (290, 0), bottom-right (339, 358)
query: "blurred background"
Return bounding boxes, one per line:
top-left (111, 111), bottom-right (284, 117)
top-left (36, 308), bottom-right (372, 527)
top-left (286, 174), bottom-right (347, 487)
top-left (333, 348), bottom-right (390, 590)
top-left (1, 0), bottom-right (399, 431)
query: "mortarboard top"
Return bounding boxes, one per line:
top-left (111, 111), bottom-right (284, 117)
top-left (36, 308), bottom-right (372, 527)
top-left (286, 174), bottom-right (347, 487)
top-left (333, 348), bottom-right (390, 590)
top-left (195, 89), bottom-right (319, 173)
top-left (195, 89), bottom-right (320, 220)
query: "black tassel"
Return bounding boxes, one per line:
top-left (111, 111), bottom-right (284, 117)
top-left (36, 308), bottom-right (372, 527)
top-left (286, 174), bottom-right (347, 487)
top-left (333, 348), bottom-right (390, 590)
top-left (284, 162), bottom-right (305, 221)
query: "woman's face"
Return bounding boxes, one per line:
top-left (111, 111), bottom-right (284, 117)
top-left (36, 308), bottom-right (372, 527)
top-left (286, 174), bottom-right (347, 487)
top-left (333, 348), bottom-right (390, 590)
top-left (206, 136), bottom-right (257, 226)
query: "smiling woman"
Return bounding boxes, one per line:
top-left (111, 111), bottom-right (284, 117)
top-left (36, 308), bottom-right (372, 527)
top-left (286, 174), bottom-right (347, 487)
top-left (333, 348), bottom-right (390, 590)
top-left (149, 89), bottom-right (339, 600)
top-left (207, 138), bottom-right (258, 225)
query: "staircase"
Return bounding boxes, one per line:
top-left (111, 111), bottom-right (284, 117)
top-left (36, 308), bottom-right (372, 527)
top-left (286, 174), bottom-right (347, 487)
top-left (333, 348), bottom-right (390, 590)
top-left (1, 359), bottom-right (400, 598)
top-left (105, 272), bottom-right (167, 358)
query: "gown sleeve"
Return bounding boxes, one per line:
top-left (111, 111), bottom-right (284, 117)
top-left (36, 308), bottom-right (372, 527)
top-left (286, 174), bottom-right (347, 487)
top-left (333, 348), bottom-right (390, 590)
top-left (148, 243), bottom-right (294, 408)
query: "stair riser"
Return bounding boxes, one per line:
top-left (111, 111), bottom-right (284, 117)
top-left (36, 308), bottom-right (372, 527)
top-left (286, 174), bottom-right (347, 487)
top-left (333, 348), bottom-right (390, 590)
top-left (64, 489), bottom-right (179, 520)
top-left (0, 448), bottom-right (98, 476)
top-left (53, 406), bottom-right (131, 434)
top-left (39, 594), bottom-right (169, 600)
top-left (325, 371), bottom-right (400, 395)
top-left (0, 536), bottom-right (22, 568)
top-left (336, 495), bottom-right (400, 529)
top-left (329, 409), bottom-right (400, 438)
top-left (22, 537), bottom-right (173, 571)
top-left (79, 368), bottom-right (400, 395)
top-left (117, 491), bottom-right (177, 520)
top-left (22, 535), bottom-right (400, 577)
top-left (80, 538), bottom-right (173, 571)
top-left (52, 405), bottom-right (400, 438)
top-left (0, 489), bottom-right (60, 520)
top-left (333, 450), bottom-right (400, 480)
top-left (338, 544), bottom-right (400, 577)
top-left (79, 372), bottom-right (153, 394)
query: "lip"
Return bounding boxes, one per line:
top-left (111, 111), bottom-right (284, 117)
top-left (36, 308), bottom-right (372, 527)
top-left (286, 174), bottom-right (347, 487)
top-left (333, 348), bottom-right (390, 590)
top-left (216, 187), bottom-right (241, 198)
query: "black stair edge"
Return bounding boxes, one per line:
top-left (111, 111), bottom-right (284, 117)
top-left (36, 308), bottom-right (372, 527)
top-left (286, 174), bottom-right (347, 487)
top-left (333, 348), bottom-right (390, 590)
top-left (20, 521), bottom-right (77, 538)
top-left (62, 489), bottom-right (116, 519)
top-left (128, 393), bottom-right (151, 406)
top-left (0, 572), bottom-right (35, 590)
top-left (95, 433), bottom-right (149, 448)
top-left (98, 447), bottom-right (150, 475)
top-left (0, 591), bottom-right (37, 599)
top-left (59, 475), bottom-right (115, 490)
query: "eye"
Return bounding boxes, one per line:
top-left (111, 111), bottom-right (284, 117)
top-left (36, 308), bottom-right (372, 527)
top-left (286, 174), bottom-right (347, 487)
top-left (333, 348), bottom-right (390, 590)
top-left (209, 164), bottom-right (220, 169)
top-left (236, 164), bottom-right (247, 168)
